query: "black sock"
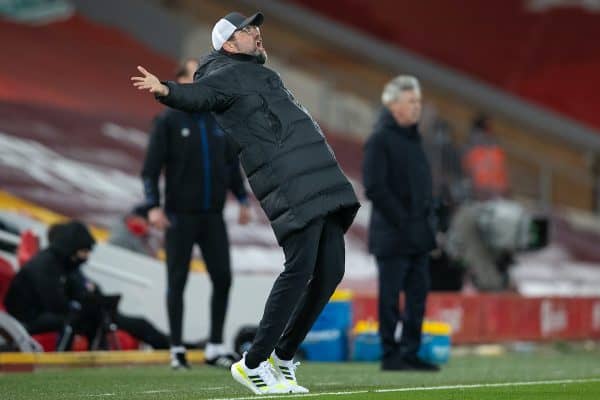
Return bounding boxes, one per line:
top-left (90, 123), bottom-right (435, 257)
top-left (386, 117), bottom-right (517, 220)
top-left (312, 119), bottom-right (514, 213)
top-left (244, 352), bottom-right (263, 369)
top-left (274, 347), bottom-right (293, 361)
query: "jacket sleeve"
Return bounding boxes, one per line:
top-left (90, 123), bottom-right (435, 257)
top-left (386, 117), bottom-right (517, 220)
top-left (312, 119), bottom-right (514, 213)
top-left (141, 114), bottom-right (168, 208)
top-left (157, 70), bottom-right (234, 113)
top-left (362, 133), bottom-right (410, 229)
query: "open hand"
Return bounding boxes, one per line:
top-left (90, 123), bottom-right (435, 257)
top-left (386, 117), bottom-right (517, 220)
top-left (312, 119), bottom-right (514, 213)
top-left (131, 66), bottom-right (169, 96)
top-left (148, 207), bottom-right (170, 230)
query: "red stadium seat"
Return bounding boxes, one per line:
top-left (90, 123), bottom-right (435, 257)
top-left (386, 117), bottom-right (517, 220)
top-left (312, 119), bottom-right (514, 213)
top-left (0, 256), bottom-right (16, 311)
top-left (17, 230), bottom-right (39, 267)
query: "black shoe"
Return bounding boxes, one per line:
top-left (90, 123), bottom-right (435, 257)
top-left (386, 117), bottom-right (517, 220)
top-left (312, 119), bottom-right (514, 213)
top-left (405, 357), bottom-right (440, 372)
top-left (381, 356), bottom-right (414, 371)
top-left (170, 351), bottom-right (191, 370)
top-left (205, 353), bottom-right (239, 369)
top-left (184, 338), bottom-right (207, 350)
top-left (381, 355), bottom-right (440, 372)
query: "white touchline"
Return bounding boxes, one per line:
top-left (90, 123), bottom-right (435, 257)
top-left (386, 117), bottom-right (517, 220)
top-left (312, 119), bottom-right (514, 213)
top-left (138, 390), bottom-right (174, 394)
top-left (375, 377), bottom-right (600, 393)
top-left (205, 390), bottom-right (370, 400)
top-left (206, 377), bottom-right (600, 400)
top-left (85, 387), bottom-right (228, 397)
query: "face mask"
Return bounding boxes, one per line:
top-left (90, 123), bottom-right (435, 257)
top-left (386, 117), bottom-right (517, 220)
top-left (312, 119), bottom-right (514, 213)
top-left (67, 252), bottom-right (89, 271)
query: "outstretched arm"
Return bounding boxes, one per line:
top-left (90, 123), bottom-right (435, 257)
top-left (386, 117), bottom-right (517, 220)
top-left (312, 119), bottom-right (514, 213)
top-left (131, 65), bottom-right (233, 113)
top-left (131, 66), bottom-right (169, 96)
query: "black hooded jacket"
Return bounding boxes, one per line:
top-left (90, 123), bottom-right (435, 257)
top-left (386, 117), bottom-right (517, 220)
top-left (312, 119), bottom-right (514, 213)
top-left (4, 221), bottom-right (96, 323)
top-left (363, 109), bottom-right (436, 256)
top-left (158, 51), bottom-right (360, 243)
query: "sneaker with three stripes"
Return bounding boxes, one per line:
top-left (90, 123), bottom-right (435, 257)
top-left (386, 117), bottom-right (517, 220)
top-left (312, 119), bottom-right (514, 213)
top-left (268, 351), bottom-right (309, 393)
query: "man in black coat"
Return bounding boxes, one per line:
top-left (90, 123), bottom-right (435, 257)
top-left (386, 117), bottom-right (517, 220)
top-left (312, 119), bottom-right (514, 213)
top-left (141, 58), bottom-right (250, 370)
top-left (363, 75), bottom-right (439, 371)
top-left (5, 221), bottom-right (176, 351)
top-left (132, 11), bottom-right (360, 394)
top-left (4, 220), bottom-right (97, 348)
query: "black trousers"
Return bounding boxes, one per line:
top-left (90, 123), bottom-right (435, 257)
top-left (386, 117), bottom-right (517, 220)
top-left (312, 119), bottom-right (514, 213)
top-left (377, 253), bottom-right (430, 361)
top-left (114, 313), bottom-right (170, 349)
top-left (24, 311), bottom-right (99, 351)
top-left (22, 312), bottom-right (169, 350)
top-left (165, 213), bottom-right (231, 346)
top-left (24, 313), bottom-right (67, 335)
top-left (245, 214), bottom-right (345, 368)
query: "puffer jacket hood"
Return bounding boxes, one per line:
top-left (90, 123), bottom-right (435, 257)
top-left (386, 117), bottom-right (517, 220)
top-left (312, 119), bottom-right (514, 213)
top-left (194, 50), bottom-right (260, 81)
top-left (194, 51), bottom-right (220, 80)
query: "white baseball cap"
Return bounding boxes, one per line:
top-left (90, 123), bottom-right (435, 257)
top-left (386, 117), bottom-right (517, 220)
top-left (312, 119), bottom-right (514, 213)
top-left (211, 11), bottom-right (264, 51)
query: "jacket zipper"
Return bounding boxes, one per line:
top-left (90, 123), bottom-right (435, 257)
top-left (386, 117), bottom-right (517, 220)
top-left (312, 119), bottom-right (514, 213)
top-left (198, 118), bottom-right (211, 211)
top-left (260, 95), bottom-right (282, 147)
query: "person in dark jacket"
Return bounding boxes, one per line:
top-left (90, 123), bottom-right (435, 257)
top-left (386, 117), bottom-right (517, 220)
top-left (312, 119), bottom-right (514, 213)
top-left (5, 221), bottom-right (177, 351)
top-left (141, 58), bottom-right (251, 369)
top-left (132, 11), bottom-right (360, 394)
top-left (4, 220), bottom-right (97, 349)
top-left (363, 75), bottom-right (439, 372)
top-left (52, 222), bottom-right (195, 351)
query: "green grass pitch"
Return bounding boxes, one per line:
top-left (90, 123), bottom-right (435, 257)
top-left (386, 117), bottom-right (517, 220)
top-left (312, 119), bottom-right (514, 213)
top-left (1, 348), bottom-right (599, 399)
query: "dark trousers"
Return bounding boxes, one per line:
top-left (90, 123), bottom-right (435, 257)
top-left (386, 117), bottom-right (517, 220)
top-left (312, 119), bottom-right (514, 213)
top-left (24, 313), bottom-right (66, 335)
top-left (245, 214), bottom-right (345, 368)
top-left (24, 312), bottom-right (99, 351)
top-left (165, 213), bottom-right (231, 346)
top-left (377, 253), bottom-right (430, 360)
top-left (22, 312), bottom-right (169, 350)
top-left (114, 313), bottom-right (170, 349)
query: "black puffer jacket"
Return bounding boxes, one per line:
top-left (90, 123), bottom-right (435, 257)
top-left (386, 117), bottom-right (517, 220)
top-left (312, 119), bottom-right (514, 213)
top-left (158, 51), bottom-right (359, 243)
top-left (4, 221), bottom-right (95, 323)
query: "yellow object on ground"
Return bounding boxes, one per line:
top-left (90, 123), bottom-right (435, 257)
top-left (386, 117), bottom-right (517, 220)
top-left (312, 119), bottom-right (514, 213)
top-left (330, 289), bottom-right (353, 302)
top-left (0, 350), bottom-right (205, 366)
top-left (422, 320), bottom-right (452, 335)
top-left (352, 319), bottom-right (379, 334)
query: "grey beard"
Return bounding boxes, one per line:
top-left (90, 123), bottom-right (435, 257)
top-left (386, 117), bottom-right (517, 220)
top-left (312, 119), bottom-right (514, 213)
top-left (256, 51), bottom-right (267, 64)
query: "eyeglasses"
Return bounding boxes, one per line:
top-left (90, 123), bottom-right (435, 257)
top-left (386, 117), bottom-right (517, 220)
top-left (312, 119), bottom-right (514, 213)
top-left (236, 25), bottom-right (259, 35)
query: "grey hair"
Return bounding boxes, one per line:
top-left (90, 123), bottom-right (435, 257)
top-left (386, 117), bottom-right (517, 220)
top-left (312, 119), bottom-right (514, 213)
top-left (381, 75), bottom-right (421, 105)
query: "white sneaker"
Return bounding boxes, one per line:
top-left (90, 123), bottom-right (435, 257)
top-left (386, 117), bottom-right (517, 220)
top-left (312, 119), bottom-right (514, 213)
top-left (170, 346), bottom-right (190, 370)
top-left (269, 351), bottom-right (309, 393)
top-left (205, 342), bottom-right (239, 368)
top-left (231, 354), bottom-right (291, 395)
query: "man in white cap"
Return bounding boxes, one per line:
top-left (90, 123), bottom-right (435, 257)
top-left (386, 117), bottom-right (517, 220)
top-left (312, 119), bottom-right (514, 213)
top-left (132, 11), bottom-right (360, 396)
